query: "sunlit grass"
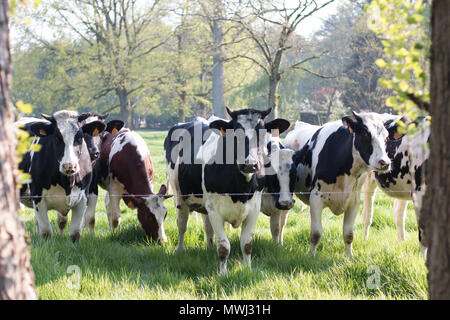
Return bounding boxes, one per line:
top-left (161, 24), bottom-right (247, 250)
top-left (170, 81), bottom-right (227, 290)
top-left (23, 130), bottom-right (427, 300)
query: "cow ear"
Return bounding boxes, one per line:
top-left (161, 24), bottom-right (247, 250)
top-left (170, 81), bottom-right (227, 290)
top-left (342, 115), bottom-right (357, 134)
top-left (82, 120), bottom-right (106, 137)
top-left (209, 119), bottom-right (233, 136)
top-left (41, 113), bottom-right (55, 123)
top-left (100, 113), bottom-right (110, 121)
top-left (106, 120), bottom-right (125, 134)
top-left (157, 184), bottom-right (172, 199)
top-left (78, 112), bottom-right (92, 123)
top-left (225, 106), bottom-right (236, 119)
top-left (30, 121), bottom-right (55, 137)
top-left (265, 118), bottom-right (290, 136)
top-left (261, 107), bottom-right (272, 119)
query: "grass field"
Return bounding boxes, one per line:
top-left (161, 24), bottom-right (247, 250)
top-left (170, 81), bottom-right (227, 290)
top-left (22, 130), bottom-right (428, 299)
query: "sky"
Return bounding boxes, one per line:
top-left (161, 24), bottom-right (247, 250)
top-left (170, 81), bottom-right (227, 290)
top-left (10, 0), bottom-right (343, 47)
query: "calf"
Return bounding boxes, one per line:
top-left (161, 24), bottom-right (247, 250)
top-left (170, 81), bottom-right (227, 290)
top-left (292, 111), bottom-right (391, 256)
top-left (17, 110), bottom-right (106, 241)
top-left (165, 107), bottom-right (290, 274)
top-left (94, 126), bottom-right (171, 242)
top-left (362, 116), bottom-right (430, 248)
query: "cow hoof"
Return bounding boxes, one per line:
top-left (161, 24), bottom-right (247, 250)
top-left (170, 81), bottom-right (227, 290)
top-left (70, 232), bottom-right (81, 243)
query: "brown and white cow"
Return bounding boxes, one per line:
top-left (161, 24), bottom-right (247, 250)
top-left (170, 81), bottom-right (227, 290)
top-left (93, 125), bottom-right (172, 242)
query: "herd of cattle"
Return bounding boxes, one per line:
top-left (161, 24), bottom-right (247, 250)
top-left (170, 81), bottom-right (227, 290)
top-left (15, 107), bottom-right (430, 275)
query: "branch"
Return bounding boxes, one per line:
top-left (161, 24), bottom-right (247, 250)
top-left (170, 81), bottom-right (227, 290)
top-left (406, 93), bottom-right (430, 112)
top-left (296, 66), bottom-right (338, 79)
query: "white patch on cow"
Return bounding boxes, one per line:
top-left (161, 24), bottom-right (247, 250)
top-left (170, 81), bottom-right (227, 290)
top-left (269, 148), bottom-right (295, 204)
top-left (109, 129), bottom-right (150, 163)
top-left (284, 121), bottom-right (320, 151)
top-left (358, 113), bottom-right (390, 170)
top-left (204, 191), bottom-right (262, 229)
top-left (143, 194), bottom-right (168, 242)
top-left (41, 184), bottom-right (86, 215)
top-left (53, 110), bottom-right (82, 174)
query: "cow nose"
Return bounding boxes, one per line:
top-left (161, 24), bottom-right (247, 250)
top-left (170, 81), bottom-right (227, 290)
top-left (62, 162), bottom-right (77, 174)
top-left (93, 151), bottom-right (100, 159)
top-left (378, 159), bottom-right (390, 171)
top-left (278, 200), bottom-right (294, 210)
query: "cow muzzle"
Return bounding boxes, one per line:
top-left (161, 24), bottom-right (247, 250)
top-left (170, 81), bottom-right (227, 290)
top-left (277, 199), bottom-right (295, 210)
top-left (61, 162), bottom-right (78, 175)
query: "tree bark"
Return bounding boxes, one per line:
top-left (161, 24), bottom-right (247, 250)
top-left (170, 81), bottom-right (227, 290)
top-left (117, 87), bottom-right (133, 130)
top-left (421, 0), bottom-right (450, 300)
top-left (211, 1), bottom-right (225, 119)
top-left (0, 0), bottom-right (36, 300)
top-left (268, 75), bottom-right (280, 119)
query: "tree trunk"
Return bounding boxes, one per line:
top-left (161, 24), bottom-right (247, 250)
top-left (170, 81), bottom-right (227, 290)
top-left (117, 87), bottom-right (133, 129)
top-left (268, 75), bottom-right (280, 119)
top-left (0, 0), bottom-right (36, 300)
top-left (421, 0), bottom-right (450, 300)
top-left (211, 4), bottom-right (225, 119)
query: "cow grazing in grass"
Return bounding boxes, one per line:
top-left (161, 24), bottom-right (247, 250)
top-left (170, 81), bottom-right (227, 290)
top-left (92, 125), bottom-right (171, 242)
top-left (362, 116), bottom-right (430, 248)
top-left (17, 110), bottom-right (106, 242)
top-left (291, 111), bottom-right (391, 256)
top-left (165, 107), bottom-right (290, 274)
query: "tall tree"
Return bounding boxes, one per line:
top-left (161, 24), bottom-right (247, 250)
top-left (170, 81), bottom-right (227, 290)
top-left (0, 0), bottom-right (36, 300)
top-left (26, 0), bottom-right (171, 128)
top-left (422, 0), bottom-right (450, 300)
top-left (229, 0), bottom-right (335, 118)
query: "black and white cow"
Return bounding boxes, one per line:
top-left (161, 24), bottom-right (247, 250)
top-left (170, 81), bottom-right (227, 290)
top-left (165, 107), bottom-right (290, 274)
top-left (260, 137), bottom-right (298, 244)
top-left (17, 110), bottom-right (106, 242)
top-left (362, 116), bottom-right (430, 248)
top-left (83, 119), bottom-right (125, 232)
top-left (290, 111), bottom-right (391, 256)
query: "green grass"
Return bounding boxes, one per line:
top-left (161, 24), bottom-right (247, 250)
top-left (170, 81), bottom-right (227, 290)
top-left (22, 130), bottom-right (428, 299)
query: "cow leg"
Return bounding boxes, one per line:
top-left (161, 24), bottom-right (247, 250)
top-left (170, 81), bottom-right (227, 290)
top-left (309, 193), bottom-right (324, 256)
top-left (176, 203), bottom-right (190, 252)
top-left (343, 195), bottom-right (360, 257)
top-left (279, 211), bottom-right (288, 244)
top-left (393, 199), bottom-right (407, 241)
top-left (56, 212), bottom-right (68, 235)
top-left (208, 211), bottom-right (230, 276)
top-left (240, 210), bottom-right (259, 268)
top-left (201, 214), bottom-right (215, 248)
top-left (34, 200), bottom-right (52, 238)
top-left (69, 199), bottom-right (87, 242)
top-left (362, 173), bottom-right (377, 239)
top-left (84, 193), bottom-right (98, 232)
top-left (269, 212), bottom-right (282, 244)
top-left (106, 181), bottom-right (123, 230)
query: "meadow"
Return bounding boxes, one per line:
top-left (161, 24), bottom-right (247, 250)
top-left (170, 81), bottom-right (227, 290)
top-left (22, 130), bottom-right (428, 300)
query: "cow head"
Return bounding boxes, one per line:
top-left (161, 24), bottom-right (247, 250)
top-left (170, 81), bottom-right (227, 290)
top-left (342, 111), bottom-right (391, 172)
top-left (209, 106), bottom-right (290, 178)
top-left (78, 112), bottom-right (109, 162)
top-left (30, 110), bottom-right (106, 176)
top-left (134, 184), bottom-right (173, 243)
top-left (265, 141), bottom-right (296, 210)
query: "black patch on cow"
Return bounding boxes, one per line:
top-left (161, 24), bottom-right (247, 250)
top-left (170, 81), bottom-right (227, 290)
top-left (375, 136), bottom-right (410, 189)
top-left (314, 127), bottom-right (354, 185)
